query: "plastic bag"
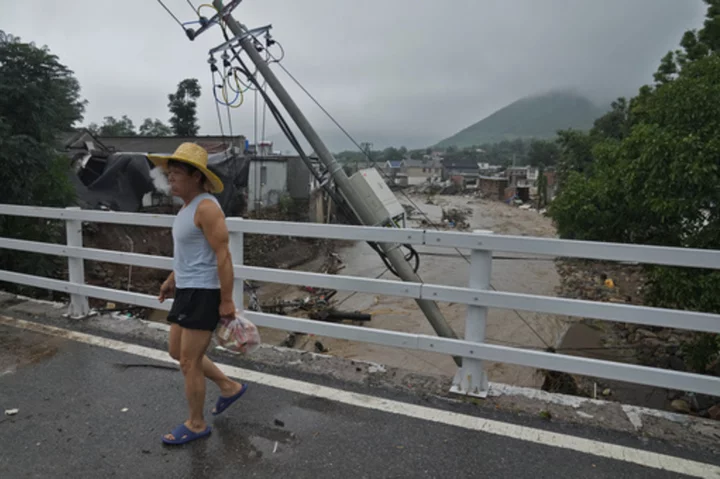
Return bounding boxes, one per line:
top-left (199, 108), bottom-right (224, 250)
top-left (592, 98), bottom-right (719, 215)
top-left (215, 312), bottom-right (261, 354)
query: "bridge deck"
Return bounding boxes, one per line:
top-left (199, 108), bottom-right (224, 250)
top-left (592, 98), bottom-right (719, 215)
top-left (0, 319), bottom-right (718, 478)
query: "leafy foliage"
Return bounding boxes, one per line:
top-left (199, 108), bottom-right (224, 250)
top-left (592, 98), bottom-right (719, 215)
top-left (0, 34), bottom-right (81, 294)
top-left (527, 139), bottom-right (560, 167)
top-left (139, 118), bottom-right (173, 136)
top-left (88, 115), bottom-right (137, 136)
top-left (548, 2), bottom-right (720, 369)
top-left (0, 36), bottom-right (85, 143)
top-left (168, 78), bottom-right (201, 136)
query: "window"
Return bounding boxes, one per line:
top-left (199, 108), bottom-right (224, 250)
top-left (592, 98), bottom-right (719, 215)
top-left (260, 165), bottom-right (267, 185)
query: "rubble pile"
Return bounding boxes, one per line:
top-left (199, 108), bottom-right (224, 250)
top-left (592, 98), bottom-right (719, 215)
top-left (441, 207), bottom-right (471, 230)
top-left (556, 259), bottom-right (720, 419)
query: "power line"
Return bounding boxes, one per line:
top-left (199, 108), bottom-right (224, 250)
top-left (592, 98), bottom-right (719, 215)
top-left (156, 0), bottom-right (186, 29)
top-left (264, 48), bottom-right (552, 351)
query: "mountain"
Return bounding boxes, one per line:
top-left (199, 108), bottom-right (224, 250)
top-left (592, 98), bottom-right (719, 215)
top-left (436, 91), bottom-right (606, 148)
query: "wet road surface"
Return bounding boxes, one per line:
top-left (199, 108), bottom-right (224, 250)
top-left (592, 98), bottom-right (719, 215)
top-left (0, 324), bottom-right (716, 479)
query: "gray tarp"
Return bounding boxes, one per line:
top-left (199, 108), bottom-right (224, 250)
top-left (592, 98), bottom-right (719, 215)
top-left (72, 151), bottom-right (250, 214)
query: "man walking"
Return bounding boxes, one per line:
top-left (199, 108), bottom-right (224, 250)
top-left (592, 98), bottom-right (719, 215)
top-left (150, 143), bottom-right (247, 445)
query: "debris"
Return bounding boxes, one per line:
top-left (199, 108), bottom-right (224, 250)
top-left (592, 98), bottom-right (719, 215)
top-left (368, 364), bottom-right (386, 374)
top-left (121, 408), bottom-right (129, 413)
top-left (273, 441), bottom-right (279, 453)
top-left (4, 408), bottom-right (19, 416)
top-left (274, 419), bottom-right (285, 427)
top-left (635, 329), bottom-right (657, 339)
top-left (708, 404), bottom-right (720, 421)
top-left (671, 399), bottom-right (691, 414)
top-left (602, 388), bottom-right (611, 397)
top-left (314, 341), bottom-right (329, 353)
top-left (309, 309), bottom-right (372, 323)
top-left (604, 278), bottom-right (615, 288)
top-left (281, 333), bottom-right (298, 348)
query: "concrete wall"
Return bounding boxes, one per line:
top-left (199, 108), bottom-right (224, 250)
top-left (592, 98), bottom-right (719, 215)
top-left (479, 178), bottom-right (508, 201)
top-left (247, 159), bottom-right (288, 212)
top-left (286, 157), bottom-right (311, 200)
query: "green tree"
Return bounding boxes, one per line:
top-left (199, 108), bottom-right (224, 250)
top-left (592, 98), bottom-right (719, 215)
top-left (550, 0), bottom-right (720, 321)
top-left (0, 34), bottom-right (85, 143)
top-left (139, 117), bottom-right (173, 136)
top-left (527, 139), bottom-right (560, 167)
top-left (168, 78), bottom-right (201, 136)
top-left (382, 147), bottom-right (403, 163)
top-left (0, 33), bottom-right (81, 294)
top-left (96, 115), bottom-right (136, 136)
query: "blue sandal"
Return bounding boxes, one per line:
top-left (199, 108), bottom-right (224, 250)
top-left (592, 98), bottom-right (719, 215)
top-left (162, 423), bottom-right (212, 445)
top-left (212, 383), bottom-right (248, 416)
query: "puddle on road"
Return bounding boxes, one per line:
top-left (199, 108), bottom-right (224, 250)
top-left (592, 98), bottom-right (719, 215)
top-left (212, 419), bottom-right (298, 463)
top-left (0, 331), bottom-right (60, 377)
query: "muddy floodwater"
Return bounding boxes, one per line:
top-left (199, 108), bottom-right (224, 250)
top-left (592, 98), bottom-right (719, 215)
top-left (257, 195), bottom-right (572, 388)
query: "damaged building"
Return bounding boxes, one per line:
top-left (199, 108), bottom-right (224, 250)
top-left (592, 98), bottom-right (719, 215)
top-left (59, 130), bottom-right (325, 219)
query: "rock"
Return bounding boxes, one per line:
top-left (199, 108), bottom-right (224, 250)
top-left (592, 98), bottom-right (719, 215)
top-left (665, 345), bottom-right (679, 356)
top-left (669, 356), bottom-right (686, 372)
top-left (657, 330), bottom-right (671, 340)
top-left (694, 394), bottom-right (716, 412)
top-left (708, 404), bottom-right (720, 421)
top-left (636, 329), bottom-right (657, 339)
top-left (671, 399), bottom-right (692, 414)
top-left (641, 338), bottom-right (665, 348)
top-left (657, 356), bottom-right (671, 369)
top-left (667, 335), bottom-right (681, 345)
top-left (667, 390), bottom-right (683, 401)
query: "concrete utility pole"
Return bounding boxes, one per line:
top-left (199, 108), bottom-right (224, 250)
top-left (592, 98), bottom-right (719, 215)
top-left (214, 1), bottom-right (460, 363)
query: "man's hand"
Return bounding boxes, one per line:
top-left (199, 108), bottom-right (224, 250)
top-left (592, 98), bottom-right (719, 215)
top-left (158, 279), bottom-right (175, 303)
top-left (219, 299), bottom-right (236, 319)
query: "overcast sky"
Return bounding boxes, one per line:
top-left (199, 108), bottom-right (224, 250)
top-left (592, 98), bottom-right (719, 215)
top-left (2, 0), bottom-right (707, 151)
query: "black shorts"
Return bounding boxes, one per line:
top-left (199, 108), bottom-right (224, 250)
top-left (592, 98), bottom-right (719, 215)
top-left (167, 288), bottom-right (222, 331)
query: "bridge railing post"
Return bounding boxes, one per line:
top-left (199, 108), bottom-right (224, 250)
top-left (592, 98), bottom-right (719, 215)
top-left (229, 224), bottom-right (244, 312)
top-left (65, 207), bottom-right (89, 318)
top-left (451, 229), bottom-right (492, 398)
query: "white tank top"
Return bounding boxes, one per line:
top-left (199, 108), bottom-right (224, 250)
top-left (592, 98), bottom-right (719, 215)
top-left (172, 193), bottom-right (221, 289)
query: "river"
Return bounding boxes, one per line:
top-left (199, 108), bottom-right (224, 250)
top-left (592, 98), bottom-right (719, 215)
top-left (256, 194), bottom-right (573, 388)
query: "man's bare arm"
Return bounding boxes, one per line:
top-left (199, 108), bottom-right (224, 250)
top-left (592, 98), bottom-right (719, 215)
top-left (196, 200), bottom-right (234, 306)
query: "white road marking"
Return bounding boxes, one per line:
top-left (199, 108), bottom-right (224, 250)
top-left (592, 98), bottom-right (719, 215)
top-left (2, 315), bottom-right (718, 479)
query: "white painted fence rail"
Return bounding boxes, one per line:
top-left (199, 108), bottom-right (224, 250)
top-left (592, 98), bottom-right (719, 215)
top-left (0, 204), bottom-right (719, 398)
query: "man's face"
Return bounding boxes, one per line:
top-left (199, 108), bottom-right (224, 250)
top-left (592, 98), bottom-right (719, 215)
top-left (167, 163), bottom-right (201, 197)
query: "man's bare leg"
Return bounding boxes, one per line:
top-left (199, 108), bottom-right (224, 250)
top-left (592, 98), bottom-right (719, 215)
top-left (177, 328), bottom-right (213, 436)
top-left (201, 356), bottom-right (243, 397)
top-left (168, 324), bottom-right (242, 397)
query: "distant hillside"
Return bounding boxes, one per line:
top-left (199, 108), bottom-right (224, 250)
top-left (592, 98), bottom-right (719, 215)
top-left (436, 91), bottom-right (606, 148)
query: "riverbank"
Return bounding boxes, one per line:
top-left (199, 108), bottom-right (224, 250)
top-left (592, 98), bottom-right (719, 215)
top-left (553, 259), bottom-right (720, 419)
top-left (255, 195), bottom-right (570, 388)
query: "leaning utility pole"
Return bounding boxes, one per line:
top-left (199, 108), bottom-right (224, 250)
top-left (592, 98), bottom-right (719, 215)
top-left (213, 0), bottom-right (460, 363)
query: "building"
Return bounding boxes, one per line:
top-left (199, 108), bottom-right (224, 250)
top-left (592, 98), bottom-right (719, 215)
top-left (478, 176), bottom-right (509, 201)
top-left (246, 155), bottom-right (319, 212)
top-left (401, 158), bottom-right (443, 185)
top-left (506, 166), bottom-right (540, 188)
top-left (442, 158), bottom-right (480, 187)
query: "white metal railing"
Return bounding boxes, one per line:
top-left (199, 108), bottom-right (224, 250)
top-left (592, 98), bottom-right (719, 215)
top-left (1, 204), bottom-right (719, 398)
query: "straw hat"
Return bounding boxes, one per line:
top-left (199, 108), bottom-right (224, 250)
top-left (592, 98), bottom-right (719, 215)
top-left (148, 142), bottom-right (224, 194)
